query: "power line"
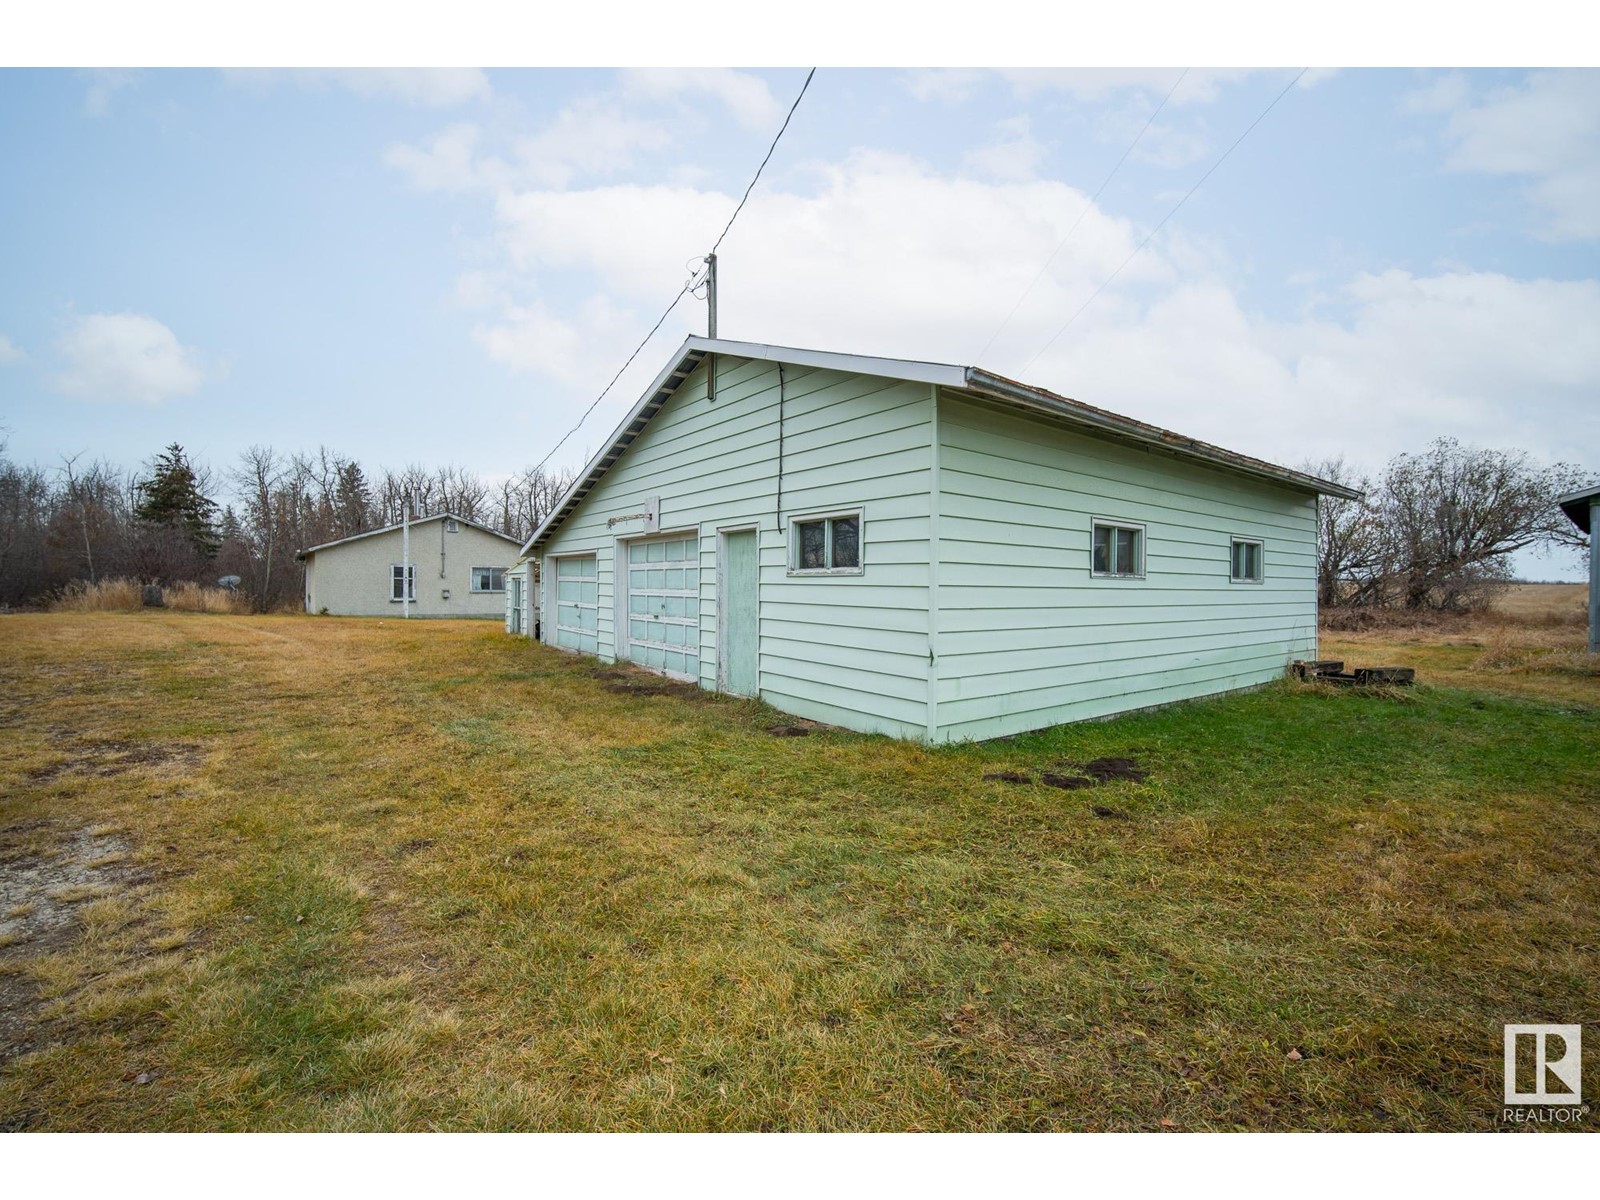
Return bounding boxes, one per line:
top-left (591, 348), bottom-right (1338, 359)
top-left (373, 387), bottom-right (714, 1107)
top-left (974, 68), bottom-right (1189, 365)
top-left (1018, 68), bottom-right (1309, 376)
top-left (711, 67), bottom-right (817, 254)
top-left (525, 68), bottom-right (818, 484)
top-left (525, 279), bottom-right (694, 480)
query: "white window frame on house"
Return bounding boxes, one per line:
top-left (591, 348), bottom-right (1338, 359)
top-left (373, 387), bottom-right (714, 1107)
top-left (389, 564), bottom-right (416, 601)
top-left (443, 519), bottom-right (459, 533)
top-left (787, 508), bottom-right (864, 576)
top-left (1090, 519), bottom-right (1146, 580)
top-left (1230, 537), bottom-right (1265, 584)
top-left (471, 566), bottom-right (506, 593)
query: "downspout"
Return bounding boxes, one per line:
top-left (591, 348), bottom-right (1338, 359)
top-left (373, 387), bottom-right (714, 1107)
top-left (926, 383), bottom-right (941, 744)
top-left (775, 363), bottom-right (786, 531)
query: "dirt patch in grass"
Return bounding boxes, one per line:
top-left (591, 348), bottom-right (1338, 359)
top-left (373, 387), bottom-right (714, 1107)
top-left (982, 770), bottom-right (1032, 784)
top-left (27, 735), bottom-right (201, 783)
top-left (0, 825), bottom-right (135, 1066)
top-left (1082, 757), bottom-right (1147, 783)
top-left (1039, 772), bottom-right (1095, 790)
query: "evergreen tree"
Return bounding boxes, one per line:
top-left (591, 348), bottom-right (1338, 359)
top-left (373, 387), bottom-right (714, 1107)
top-left (135, 443), bottom-right (219, 557)
top-left (334, 460), bottom-right (372, 536)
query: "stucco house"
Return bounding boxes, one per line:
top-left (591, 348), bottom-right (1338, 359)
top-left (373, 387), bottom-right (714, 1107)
top-left (297, 512), bottom-right (521, 618)
top-left (515, 336), bottom-right (1357, 742)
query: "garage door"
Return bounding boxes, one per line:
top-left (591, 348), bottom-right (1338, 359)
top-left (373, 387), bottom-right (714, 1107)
top-left (625, 534), bottom-right (699, 680)
top-left (552, 554), bottom-right (598, 653)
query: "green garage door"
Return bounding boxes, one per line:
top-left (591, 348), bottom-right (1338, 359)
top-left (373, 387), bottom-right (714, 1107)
top-left (553, 555), bottom-right (598, 654)
top-left (626, 534), bottom-right (699, 680)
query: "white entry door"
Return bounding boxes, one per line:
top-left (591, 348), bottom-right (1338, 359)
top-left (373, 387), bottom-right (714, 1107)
top-left (624, 534), bottom-right (699, 680)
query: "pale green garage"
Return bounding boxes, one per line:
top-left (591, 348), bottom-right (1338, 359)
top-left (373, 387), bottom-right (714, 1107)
top-left (519, 337), bottom-right (1358, 742)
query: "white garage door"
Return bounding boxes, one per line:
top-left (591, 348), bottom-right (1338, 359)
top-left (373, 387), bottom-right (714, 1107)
top-left (552, 554), bottom-right (598, 654)
top-left (625, 534), bottom-right (699, 679)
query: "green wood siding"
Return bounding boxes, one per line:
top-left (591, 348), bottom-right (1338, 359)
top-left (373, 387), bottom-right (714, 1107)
top-left (536, 356), bottom-right (1320, 743)
top-left (931, 392), bottom-right (1318, 742)
top-left (539, 355), bottom-right (935, 738)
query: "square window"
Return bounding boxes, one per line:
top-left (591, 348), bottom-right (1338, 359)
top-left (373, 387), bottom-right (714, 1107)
top-left (1231, 539), bottom-right (1264, 583)
top-left (1091, 522), bottom-right (1144, 578)
top-left (790, 511), bottom-right (864, 575)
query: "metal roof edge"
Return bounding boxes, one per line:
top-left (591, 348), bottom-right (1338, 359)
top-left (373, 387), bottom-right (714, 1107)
top-left (962, 368), bottom-right (1364, 501)
top-left (1557, 484), bottom-right (1600, 533)
top-left (683, 336), bottom-right (969, 389)
top-left (295, 511), bottom-right (522, 560)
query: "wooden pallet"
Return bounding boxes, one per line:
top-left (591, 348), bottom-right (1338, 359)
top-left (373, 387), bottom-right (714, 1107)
top-left (1291, 660), bottom-right (1414, 687)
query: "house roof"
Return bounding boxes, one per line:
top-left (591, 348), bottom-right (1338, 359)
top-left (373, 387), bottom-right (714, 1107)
top-left (295, 512), bottom-right (521, 560)
top-left (522, 336), bottom-right (1363, 555)
top-left (1558, 485), bottom-right (1600, 534)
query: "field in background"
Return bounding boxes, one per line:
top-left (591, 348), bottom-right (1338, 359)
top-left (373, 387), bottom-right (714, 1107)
top-left (1, 612), bottom-right (1596, 1132)
top-left (1321, 582), bottom-right (1597, 708)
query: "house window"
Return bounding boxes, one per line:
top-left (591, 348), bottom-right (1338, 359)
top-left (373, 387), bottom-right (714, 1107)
top-left (789, 510), bottom-right (862, 574)
top-left (389, 564), bottom-right (416, 601)
top-left (1230, 538), bottom-right (1264, 583)
top-left (444, 519), bottom-right (459, 533)
top-left (471, 566), bottom-right (506, 593)
top-left (1091, 521), bottom-right (1145, 578)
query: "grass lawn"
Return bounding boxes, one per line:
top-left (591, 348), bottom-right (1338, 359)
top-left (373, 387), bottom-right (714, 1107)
top-left (1, 612), bottom-right (1597, 1131)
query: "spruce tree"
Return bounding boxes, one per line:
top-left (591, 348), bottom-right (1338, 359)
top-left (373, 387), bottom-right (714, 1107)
top-left (135, 443), bottom-right (219, 557)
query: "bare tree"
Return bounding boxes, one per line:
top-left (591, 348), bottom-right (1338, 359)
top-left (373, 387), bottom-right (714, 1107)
top-left (1379, 439), bottom-right (1593, 611)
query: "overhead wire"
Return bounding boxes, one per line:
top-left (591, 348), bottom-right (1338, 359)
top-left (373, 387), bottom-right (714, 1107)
top-left (974, 67), bottom-right (1189, 365)
top-left (1018, 68), bottom-right (1310, 376)
top-left (526, 67), bottom-right (817, 482)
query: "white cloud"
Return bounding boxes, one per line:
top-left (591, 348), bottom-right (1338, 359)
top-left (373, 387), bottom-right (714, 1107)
top-left (385, 123), bottom-right (496, 193)
top-left (620, 69), bottom-right (781, 130)
top-left (387, 99), bottom-right (673, 194)
top-left (0, 334), bottom-right (24, 364)
top-left (463, 149), bottom-right (1600, 482)
top-left (512, 98), bottom-right (674, 189)
top-left (82, 69), bottom-right (137, 117)
top-left (1033, 269), bottom-right (1600, 470)
top-left (53, 313), bottom-right (212, 405)
top-left (907, 68), bottom-right (1279, 107)
top-left (229, 69), bottom-right (490, 108)
top-left (963, 115), bottom-right (1047, 182)
top-left (1421, 70), bottom-right (1600, 241)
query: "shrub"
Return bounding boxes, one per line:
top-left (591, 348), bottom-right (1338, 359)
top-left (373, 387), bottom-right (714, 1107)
top-left (49, 577), bottom-right (249, 614)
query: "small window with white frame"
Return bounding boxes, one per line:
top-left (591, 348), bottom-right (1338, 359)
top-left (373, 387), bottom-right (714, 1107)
top-left (471, 566), bottom-right (506, 592)
top-left (1230, 537), bottom-right (1264, 583)
top-left (1091, 520), bottom-right (1145, 579)
top-left (788, 509), bottom-right (862, 575)
top-left (389, 564), bottom-right (415, 601)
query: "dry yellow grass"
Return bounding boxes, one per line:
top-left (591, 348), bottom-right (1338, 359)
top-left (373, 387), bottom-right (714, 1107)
top-left (1322, 584), bottom-right (1598, 708)
top-left (1492, 581), bottom-right (1589, 624)
top-left (1, 612), bottom-right (1597, 1132)
top-left (50, 578), bottom-right (249, 615)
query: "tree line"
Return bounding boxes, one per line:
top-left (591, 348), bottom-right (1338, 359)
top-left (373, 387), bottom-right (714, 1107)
top-left (0, 440), bottom-right (574, 611)
top-left (1308, 438), bottom-right (1591, 613)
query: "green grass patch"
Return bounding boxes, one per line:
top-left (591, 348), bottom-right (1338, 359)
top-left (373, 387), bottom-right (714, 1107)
top-left (0, 613), bottom-right (1595, 1131)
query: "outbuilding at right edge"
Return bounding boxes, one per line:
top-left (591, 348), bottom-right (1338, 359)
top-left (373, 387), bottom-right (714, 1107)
top-left (1558, 484), bottom-right (1600, 654)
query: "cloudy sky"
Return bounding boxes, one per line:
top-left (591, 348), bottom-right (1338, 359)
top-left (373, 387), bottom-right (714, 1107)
top-left (1, 66), bottom-right (1596, 573)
